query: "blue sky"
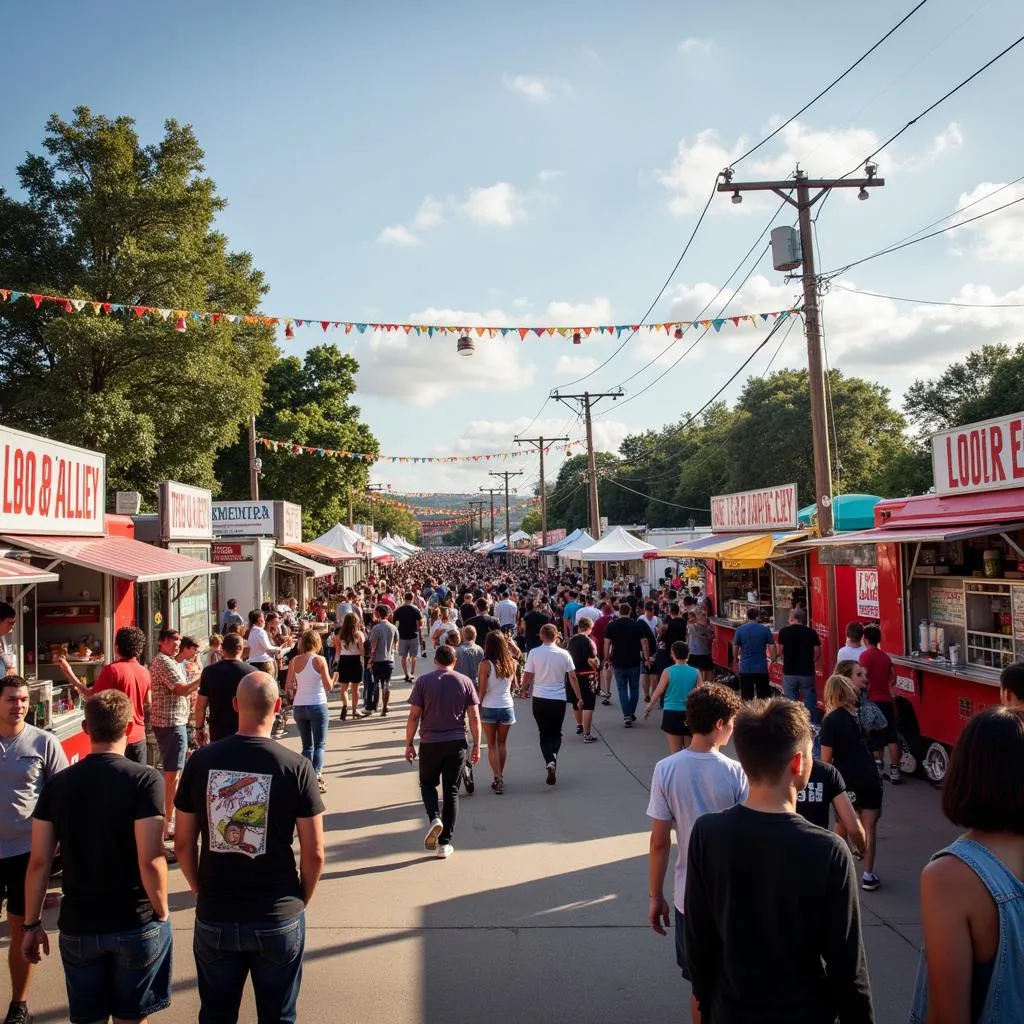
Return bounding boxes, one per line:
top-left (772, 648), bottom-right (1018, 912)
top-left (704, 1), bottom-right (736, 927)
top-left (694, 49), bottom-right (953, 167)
top-left (4, 0), bottom-right (1024, 499)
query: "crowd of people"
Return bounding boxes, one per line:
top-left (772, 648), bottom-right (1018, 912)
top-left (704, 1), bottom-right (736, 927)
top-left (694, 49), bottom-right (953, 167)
top-left (0, 547), bottom-right (1022, 1023)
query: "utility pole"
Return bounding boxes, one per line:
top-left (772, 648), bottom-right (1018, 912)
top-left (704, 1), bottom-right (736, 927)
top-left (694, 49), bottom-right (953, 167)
top-left (515, 434), bottom-right (569, 548)
top-left (479, 487), bottom-right (502, 542)
top-left (248, 415), bottom-right (260, 501)
top-left (717, 165), bottom-right (883, 536)
top-left (466, 500), bottom-right (487, 547)
top-left (551, 390), bottom-right (623, 538)
top-left (717, 163), bottom-right (884, 662)
top-left (489, 471), bottom-right (523, 551)
top-left (347, 486), bottom-right (353, 528)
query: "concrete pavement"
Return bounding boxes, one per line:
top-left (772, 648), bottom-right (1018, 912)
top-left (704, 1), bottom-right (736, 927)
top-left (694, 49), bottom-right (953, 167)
top-left (9, 673), bottom-right (959, 1023)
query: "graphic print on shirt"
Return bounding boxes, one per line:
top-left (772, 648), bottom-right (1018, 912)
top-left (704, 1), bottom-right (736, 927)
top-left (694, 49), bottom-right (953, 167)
top-left (206, 769), bottom-right (271, 858)
top-left (797, 782), bottom-right (824, 805)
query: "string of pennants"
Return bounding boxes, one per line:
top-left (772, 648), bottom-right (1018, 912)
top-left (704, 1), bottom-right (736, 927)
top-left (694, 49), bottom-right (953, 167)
top-left (359, 490), bottom-right (540, 517)
top-left (258, 435), bottom-right (584, 464)
top-left (0, 287), bottom-right (798, 343)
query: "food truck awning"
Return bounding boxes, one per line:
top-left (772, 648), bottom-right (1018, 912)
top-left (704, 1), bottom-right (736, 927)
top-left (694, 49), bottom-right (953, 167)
top-left (800, 523), bottom-right (1024, 547)
top-left (2, 534), bottom-right (227, 583)
top-left (283, 542), bottom-right (359, 564)
top-left (273, 548), bottom-right (335, 578)
top-left (0, 558), bottom-right (60, 586)
top-left (659, 531), bottom-right (807, 568)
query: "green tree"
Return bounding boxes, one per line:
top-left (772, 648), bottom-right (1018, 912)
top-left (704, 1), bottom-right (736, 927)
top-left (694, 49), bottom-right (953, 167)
top-left (215, 345), bottom-right (395, 540)
top-left (0, 108), bottom-right (277, 496)
top-left (546, 452), bottom-right (621, 531)
top-left (519, 509), bottom-right (542, 535)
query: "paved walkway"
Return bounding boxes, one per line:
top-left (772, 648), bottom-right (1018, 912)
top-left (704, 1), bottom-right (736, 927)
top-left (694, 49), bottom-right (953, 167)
top-left (11, 672), bottom-right (958, 1023)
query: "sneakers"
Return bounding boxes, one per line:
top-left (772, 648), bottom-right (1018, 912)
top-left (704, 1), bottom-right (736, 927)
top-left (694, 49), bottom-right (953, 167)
top-left (463, 763), bottom-right (475, 794)
top-left (576, 724), bottom-right (584, 735)
top-left (601, 696), bottom-right (611, 706)
top-left (889, 764), bottom-right (902, 785)
top-left (340, 706), bottom-right (348, 721)
top-left (629, 714), bottom-right (637, 722)
top-left (317, 776), bottom-right (327, 794)
top-left (437, 843), bottom-right (454, 859)
top-left (3, 1003), bottom-right (32, 1024)
top-left (583, 733), bottom-right (598, 743)
top-left (861, 872), bottom-right (880, 892)
top-left (545, 761), bottom-right (557, 786)
top-left (623, 718), bottom-right (632, 728)
top-left (424, 818), bottom-right (443, 850)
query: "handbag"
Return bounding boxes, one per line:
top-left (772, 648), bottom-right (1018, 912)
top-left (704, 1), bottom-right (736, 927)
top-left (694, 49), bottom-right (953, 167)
top-left (858, 696), bottom-right (889, 734)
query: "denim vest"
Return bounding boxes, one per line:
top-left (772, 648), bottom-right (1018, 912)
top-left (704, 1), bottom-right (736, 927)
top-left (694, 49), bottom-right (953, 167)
top-left (909, 837), bottom-right (1024, 1023)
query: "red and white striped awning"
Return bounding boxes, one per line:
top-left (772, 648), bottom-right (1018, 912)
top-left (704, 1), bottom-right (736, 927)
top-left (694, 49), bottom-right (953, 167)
top-left (2, 534), bottom-right (227, 584)
top-left (0, 557), bottom-right (60, 586)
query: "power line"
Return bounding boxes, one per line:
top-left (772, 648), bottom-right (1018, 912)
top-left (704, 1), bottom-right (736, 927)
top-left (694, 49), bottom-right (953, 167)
top-left (830, 282), bottom-right (1024, 308)
top-left (731, 0), bottom-right (932, 167)
top-left (553, 179), bottom-right (719, 389)
top-left (604, 477), bottom-right (711, 512)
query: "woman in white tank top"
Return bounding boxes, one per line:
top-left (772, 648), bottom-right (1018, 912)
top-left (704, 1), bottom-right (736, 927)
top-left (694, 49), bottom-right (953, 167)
top-left (477, 632), bottom-right (518, 794)
top-left (285, 629), bottom-right (334, 791)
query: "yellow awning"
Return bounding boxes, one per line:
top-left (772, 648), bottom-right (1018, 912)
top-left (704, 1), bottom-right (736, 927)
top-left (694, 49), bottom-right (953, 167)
top-left (659, 531), bottom-right (807, 569)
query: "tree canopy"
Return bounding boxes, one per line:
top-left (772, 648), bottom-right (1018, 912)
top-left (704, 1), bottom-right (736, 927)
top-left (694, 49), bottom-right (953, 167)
top-left (0, 108), bottom-right (277, 496)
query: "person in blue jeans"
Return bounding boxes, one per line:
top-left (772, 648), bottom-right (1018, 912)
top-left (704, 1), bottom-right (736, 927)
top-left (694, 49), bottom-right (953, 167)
top-left (732, 607), bottom-right (776, 701)
top-left (603, 602), bottom-right (652, 728)
top-left (776, 608), bottom-right (821, 724)
top-left (175, 672), bottom-right (326, 1024)
top-left (23, 689), bottom-right (172, 1024)
top-left (910, 705), bottom-right (1024, 1023)
top-left (285, 630), bottom-right (335, 794)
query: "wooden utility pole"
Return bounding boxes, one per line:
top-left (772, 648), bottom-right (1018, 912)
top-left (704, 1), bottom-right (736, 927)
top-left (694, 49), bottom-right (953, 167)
top-left (551, 390), bottom-right (623, 538)
top-left (717, 165), bottom-right (884, 536)
top-left (466, 500), bottom-right (487, 547)
top-left (248, 415), bottom-right (260, 501)
top-left (515, 434), bottom-right (569, 548)
top-left (489, 471), bottom-right (523, 551)
top-left (347, 486), bottom-right (354, 528)
top-left (479, 487), bottom-right (501, 543)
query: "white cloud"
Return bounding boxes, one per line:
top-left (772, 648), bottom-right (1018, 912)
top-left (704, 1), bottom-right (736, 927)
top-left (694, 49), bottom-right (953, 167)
top-left (656, 119), bottom-right (964, 216)
top-left (412, 195), bottom-right (445, 230)
top-left (951, 181), bottom-right (1024, 262)
top-left (538, 168), bottom-right (564, 183)
top-left (355, 308), bottom-right (537, 408)
top-left (459, 182), bottom-right (526, 227)
top-left (545, 297), bottom-right (613, 323)
top-left (377, 225), bottom-right (420, 247)
top-left (678, 37), bottom-right (713, 53)
top-left (503, 73), bottom-right (570, 102)
top-left (554, 355), bottom-right (598, 376)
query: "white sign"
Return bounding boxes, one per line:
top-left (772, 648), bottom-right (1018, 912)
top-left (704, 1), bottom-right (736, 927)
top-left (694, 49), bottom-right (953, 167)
top-left (856, 569), bottom-right (879, 619)
top-left (0, 426), bottom-right (106, 536)
top-left (932, 411), bottom-right (1024, 496)
top-left (160, 481), bottom-right (213, 542)
top-left (275, 501), bottom-right (302, 545)
top-left (212, 500), bottom-right (274, 537)
top-left (894, 672), bottom-right (916, 696)
top-left (711, 483), bottom-right (798, 533)
top-left (115, 491), bottom-right (141, 515)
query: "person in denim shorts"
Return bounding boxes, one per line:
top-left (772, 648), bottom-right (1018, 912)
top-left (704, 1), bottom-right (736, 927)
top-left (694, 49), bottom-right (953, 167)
top-left (23, 690), bottom-right (171, 1024)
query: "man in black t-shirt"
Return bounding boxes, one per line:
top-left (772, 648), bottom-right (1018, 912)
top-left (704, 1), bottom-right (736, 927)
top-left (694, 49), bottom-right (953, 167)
top-left (795, 759), bottom-right (865, 855)
top-left (394, 593), bottom-right (424, 682)
top-left (175, 672), bottom-right (325, 1023)
top-left (196, 633), bottom-right (254, 743)
top-left (24, 690), bottom-right (172, 1024)
top-left (522, 600), bottom-right (551, 652)
top-left (465, 597), bottom-right (501, 643)
top-left (684, 699), bottom-right (874, 1023)
top-left (603, 603), bottom-right (652, 727)
top-left (776, 608), bottom-right (822, 724)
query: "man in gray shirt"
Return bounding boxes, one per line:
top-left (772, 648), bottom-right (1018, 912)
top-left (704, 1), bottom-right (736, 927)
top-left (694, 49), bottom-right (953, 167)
top-left (369, 604), bottom-right (400, 717)
top-left (0, 676), bottom-right (68, 1024)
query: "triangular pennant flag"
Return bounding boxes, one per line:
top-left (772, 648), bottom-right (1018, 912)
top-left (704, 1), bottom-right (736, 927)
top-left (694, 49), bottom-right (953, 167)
top-left (0, 290), bottom-right (8, 302)
top-left (518, 327), bottom-right (529, 340)
top-left (321, 321), bottom-right (330, 332)
top-left (31, 294), bottom-right (42, 308)
top-left (62, 299), bottom-right (73, 313)
top-left (760, 312), bottom-right (770, 321)
top-left (10, 291), bottom-right (24, 302)
top-left (712, 319), bottom-right (724, 331)
top-left (731, 316), bottom-right (741, 327)
top-left (70, 299), bottom-right (86, 312)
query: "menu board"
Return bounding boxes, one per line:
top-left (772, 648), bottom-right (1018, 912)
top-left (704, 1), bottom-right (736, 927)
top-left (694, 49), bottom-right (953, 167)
top-left (929, 585), bottom-right (965, 626)
top-left (1013, 587), bottom-right (1024, 641)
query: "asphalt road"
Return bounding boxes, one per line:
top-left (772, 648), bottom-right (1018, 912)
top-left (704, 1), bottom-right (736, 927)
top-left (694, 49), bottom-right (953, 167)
top-left (10, 673), bottom-right (958, 1023)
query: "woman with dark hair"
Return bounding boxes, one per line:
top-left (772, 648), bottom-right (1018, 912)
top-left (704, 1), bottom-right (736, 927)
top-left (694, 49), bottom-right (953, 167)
top-left (910, 706), bottom-right (1024, 1024)
top-left (478, 632), bottom-right (518, 793)
top-left (567, 617), bottom-right (601, 742)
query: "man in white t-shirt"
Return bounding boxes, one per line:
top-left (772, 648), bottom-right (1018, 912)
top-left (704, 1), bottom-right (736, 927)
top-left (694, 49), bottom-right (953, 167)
top-left (521, 624), bottom-right (582, 787)
top-left (647, 682), bottom-right (748, 1023)
top-left (835, 621), bottom-right (866, 665)
top-left (575, 597), bottom-right (602, 628)
top-left (494, 591), bottom-right (520, 634)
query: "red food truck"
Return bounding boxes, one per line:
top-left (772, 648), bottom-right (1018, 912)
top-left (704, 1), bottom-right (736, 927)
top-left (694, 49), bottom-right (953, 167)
top-left (802, 410), bottom-right (1024, 782)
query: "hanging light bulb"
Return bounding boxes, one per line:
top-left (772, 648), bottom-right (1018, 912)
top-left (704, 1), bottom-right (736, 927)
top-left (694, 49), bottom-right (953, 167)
top-left (572, 331), bottom-right (582, 345)
top-left (174, 316), bottom-right (187, 333)
top-left (674, 326), bottom-right (684, 340)
top-left (285, 322), bottom-right (295, 339)
top-left (457, 334), bottom-right (475, 357)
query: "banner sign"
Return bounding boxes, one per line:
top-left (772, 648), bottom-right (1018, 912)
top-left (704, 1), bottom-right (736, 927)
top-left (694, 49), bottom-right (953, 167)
top-left (212, 501), bottom-right (274, 537)
top-left (932, 412), bottom-right (1024, 496)
top-left (212, 542), bottom-right (245, 562)
top-left (159, 481), bottom-right (213, 542)
top-left (0, 426), bottom-right (106, 536)
top-left (275, 501), bottom-right (303, 545)
top-left (856, 569), bottom-right (879, 619)
top-left (710, 483), bottom-right (798, 533)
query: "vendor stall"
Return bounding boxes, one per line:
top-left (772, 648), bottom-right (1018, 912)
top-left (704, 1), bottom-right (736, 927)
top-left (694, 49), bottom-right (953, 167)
top-left (802, 411), bottom-right (1024, 781)
top-left (0, 426), bottom-right (225, 760)
top-left (576, 526), bottom-right (656, 583)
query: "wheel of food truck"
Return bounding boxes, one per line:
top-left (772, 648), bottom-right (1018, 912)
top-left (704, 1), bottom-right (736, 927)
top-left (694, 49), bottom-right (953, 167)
top-left (922, 741), bottom-right (950, 786)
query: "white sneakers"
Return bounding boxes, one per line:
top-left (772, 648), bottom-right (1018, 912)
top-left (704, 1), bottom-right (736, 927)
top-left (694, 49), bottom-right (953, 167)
top-left (424, 818), bottom-right (443, 850)
top-left (436, 843), bottom-right (454, 859)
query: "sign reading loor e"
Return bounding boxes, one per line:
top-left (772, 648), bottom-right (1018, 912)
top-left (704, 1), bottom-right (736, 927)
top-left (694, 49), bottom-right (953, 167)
top-left (0, 427), bottom-right (106, 536)
top-left (932, 412), bottom-right (1024, 496)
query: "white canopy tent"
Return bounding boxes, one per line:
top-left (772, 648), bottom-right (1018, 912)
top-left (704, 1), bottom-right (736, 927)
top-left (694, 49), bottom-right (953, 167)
top-left (556, 531), bottom-right (597, 561)
top-left (312, 523), bottom-right (395, 562)
top-left (577, 526), bottom-right (656, 561)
